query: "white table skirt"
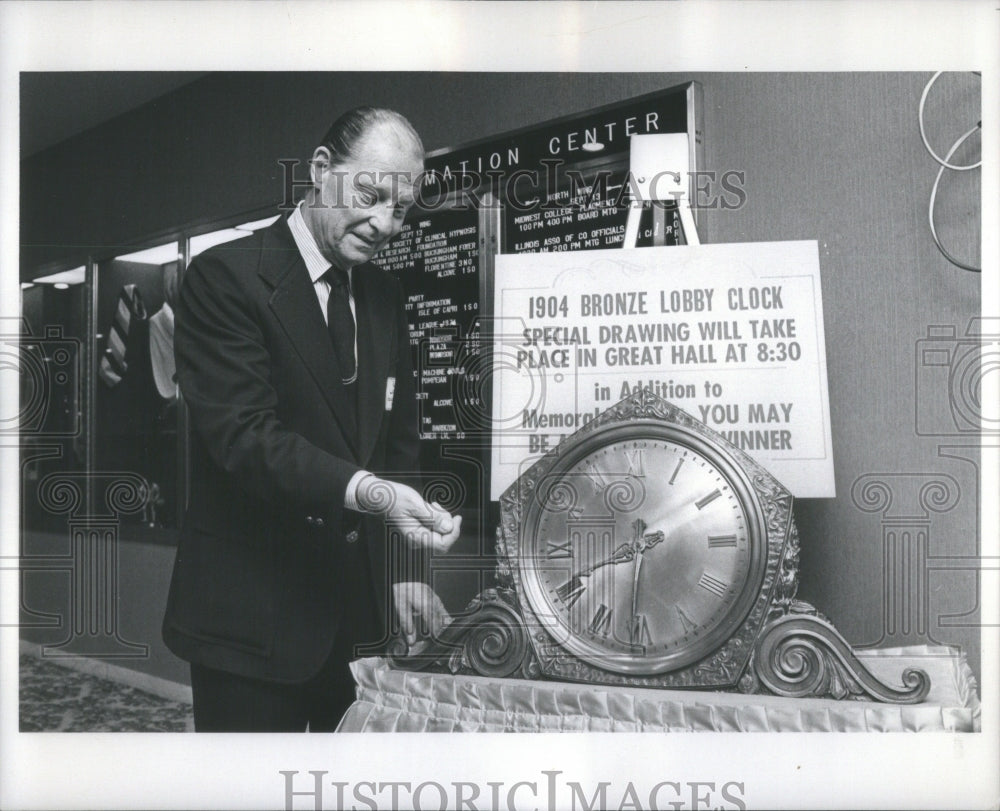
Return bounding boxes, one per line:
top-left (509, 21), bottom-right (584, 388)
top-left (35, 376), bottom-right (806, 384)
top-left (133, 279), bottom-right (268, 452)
top-left (337, 645), bottom-right (979, 732)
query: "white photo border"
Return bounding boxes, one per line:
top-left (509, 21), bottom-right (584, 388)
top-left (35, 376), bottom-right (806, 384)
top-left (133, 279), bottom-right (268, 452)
top-left (1, 2), bottom-right (997, 809)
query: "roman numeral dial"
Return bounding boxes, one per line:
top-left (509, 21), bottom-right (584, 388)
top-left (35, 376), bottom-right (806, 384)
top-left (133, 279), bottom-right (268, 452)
top-left (555, 577), bottom-right (586, 608)
top-left (695, 489), bottom-right (722, 510)
top-left (698, 572), bottom-right (729, 598)
top-left (546, 539), bottom-right (572, 559)
top-left (521, 427), bottom-right (762, 678)
top-left (589, 604), bottom-right (613, 637)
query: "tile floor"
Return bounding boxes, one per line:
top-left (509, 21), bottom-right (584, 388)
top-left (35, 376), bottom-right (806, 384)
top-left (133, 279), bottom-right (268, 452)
top-left (19, 653), bottom-right (193, 732)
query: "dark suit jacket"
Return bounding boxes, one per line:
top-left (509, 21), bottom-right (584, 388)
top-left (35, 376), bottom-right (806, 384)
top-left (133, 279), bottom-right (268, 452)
top-left (162, 217), bottom-right (418, 683)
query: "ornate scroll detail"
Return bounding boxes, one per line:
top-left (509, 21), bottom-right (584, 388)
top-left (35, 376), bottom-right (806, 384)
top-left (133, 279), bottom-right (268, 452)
top-left (756, 473), bottom-right (793, 534)
top-left (737, 663), bottom-right (760, 694)
top-left (387, 588), bottom-right (538, 679)
top-left (476, 389), bottom-right (936, 702)
top-left (532, 633), bottom-right (593, 681)
top-left (494, 524), bottom-right (516, 592)
top-left (773, 521), bottom-right (801, 608)
top-left (491, 387), bottom-right (797, 690)
top-left (692, 636), bottom-right (745, 684)
top-left (753, 606), bottom-right (931, 704)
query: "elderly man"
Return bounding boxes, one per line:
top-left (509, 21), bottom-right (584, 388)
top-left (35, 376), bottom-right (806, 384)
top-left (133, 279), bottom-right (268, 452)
top-left (162, 107), bottom-right (459, 731)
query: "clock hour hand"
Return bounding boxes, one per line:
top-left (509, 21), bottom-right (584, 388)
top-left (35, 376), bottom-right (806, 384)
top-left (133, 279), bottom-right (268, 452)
top-left (577, 541), bottom-right (637, 578)
top-left (557, 526), bottom-right (664, 582)
top-left (638, 530), bottom-right (665, 553)
top-left (553, 541), bottom-right (636, 606)
top-left (553, 523), bottom-right (663, 609)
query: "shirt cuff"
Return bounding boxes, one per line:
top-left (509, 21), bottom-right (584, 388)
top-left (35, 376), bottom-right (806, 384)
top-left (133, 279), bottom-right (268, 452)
top-left (344, 470), bottom-right (375, 511)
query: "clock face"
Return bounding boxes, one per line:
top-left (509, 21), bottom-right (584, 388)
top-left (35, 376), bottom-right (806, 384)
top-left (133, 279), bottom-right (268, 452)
top-left (519, 421), bottom-right (766, 675)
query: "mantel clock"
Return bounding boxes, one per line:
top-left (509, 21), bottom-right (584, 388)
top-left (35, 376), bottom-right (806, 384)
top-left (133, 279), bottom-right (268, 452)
top-left (393, 389), bottom-right (930, 703)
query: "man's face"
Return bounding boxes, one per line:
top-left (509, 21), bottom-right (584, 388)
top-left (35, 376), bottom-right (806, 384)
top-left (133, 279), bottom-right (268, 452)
top-left (306, 124), bottom-right (423, 270)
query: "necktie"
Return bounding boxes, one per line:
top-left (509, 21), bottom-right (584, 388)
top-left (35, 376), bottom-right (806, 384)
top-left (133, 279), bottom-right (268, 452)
top-left (325, 267), bottom-right (357, 385)
top-left (99, 284), bottom-right (147, 387)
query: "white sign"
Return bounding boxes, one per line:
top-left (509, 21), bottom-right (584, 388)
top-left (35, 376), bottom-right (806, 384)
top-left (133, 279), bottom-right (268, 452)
top-left (491, 242), bottom-right (834, 498)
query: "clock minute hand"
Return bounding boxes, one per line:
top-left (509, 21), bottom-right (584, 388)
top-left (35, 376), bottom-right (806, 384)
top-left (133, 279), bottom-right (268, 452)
top-left (630, 529), bottom-right (664, 633)
top-left (631, 549), bottom-right (644, 626)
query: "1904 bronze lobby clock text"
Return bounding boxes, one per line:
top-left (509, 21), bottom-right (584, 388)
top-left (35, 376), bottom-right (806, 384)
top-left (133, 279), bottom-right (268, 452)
top-left (393, 389), bottom-right (930, 703)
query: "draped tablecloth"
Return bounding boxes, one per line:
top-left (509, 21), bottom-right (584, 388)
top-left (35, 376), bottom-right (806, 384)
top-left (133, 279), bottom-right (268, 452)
top-left (337, 645), bottom-right (979, 732)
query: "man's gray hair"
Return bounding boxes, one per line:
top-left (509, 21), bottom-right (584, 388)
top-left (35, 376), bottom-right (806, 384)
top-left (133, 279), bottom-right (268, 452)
top-left (319, 107), bottom-right (424, 165)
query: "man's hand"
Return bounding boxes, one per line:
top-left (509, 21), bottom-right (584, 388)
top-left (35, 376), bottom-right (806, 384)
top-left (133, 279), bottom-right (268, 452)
top-left (357, 477), bottom-right (462, 552)
top-left (392, 582), bottom-right (453, 647)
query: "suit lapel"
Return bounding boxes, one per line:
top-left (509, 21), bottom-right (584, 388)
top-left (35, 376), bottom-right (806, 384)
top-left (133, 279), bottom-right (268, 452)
top-left (259, 219), bottom-right (360, 458)
top-left (353, 267), bottom-right (392, 467)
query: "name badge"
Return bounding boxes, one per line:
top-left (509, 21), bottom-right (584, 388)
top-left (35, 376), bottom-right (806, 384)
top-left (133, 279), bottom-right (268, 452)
top-left (385, 377), bottom-right (395, 410)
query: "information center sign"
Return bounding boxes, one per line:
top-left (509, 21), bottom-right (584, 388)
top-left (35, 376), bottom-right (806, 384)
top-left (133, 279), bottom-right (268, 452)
top-left (491, 242), bottom-right (835, 498)
top-left (371, 82), bottom-right (702, 511)
top-left (421, 84), bottom-right (694, 202)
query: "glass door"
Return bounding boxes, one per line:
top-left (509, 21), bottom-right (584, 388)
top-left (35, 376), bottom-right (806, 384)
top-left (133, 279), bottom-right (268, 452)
top-left (93, 242), bottom-right (181, 537)
top-left (19, 269), bottom-right (87, 534)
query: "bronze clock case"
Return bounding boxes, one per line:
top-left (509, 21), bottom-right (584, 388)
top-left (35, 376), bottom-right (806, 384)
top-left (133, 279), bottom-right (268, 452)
top-left (497, 392), bottom-right (791, 688)
top-left (390, 389), bottom-right (932, 704)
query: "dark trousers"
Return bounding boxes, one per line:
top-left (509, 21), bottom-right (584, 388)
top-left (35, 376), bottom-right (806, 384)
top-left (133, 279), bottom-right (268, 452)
top-left (190, 628), bottom-right (364, 732)
top-left (191, 512), bottom-right (381, 732)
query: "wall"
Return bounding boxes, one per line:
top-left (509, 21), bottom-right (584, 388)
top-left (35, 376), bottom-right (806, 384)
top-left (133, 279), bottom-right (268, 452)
top-left (20, 72), bottom-right (982, 685)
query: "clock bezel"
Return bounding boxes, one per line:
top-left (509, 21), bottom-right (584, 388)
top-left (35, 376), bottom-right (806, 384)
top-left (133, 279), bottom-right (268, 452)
top-left (517, 419), bottom-right (769, 676)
